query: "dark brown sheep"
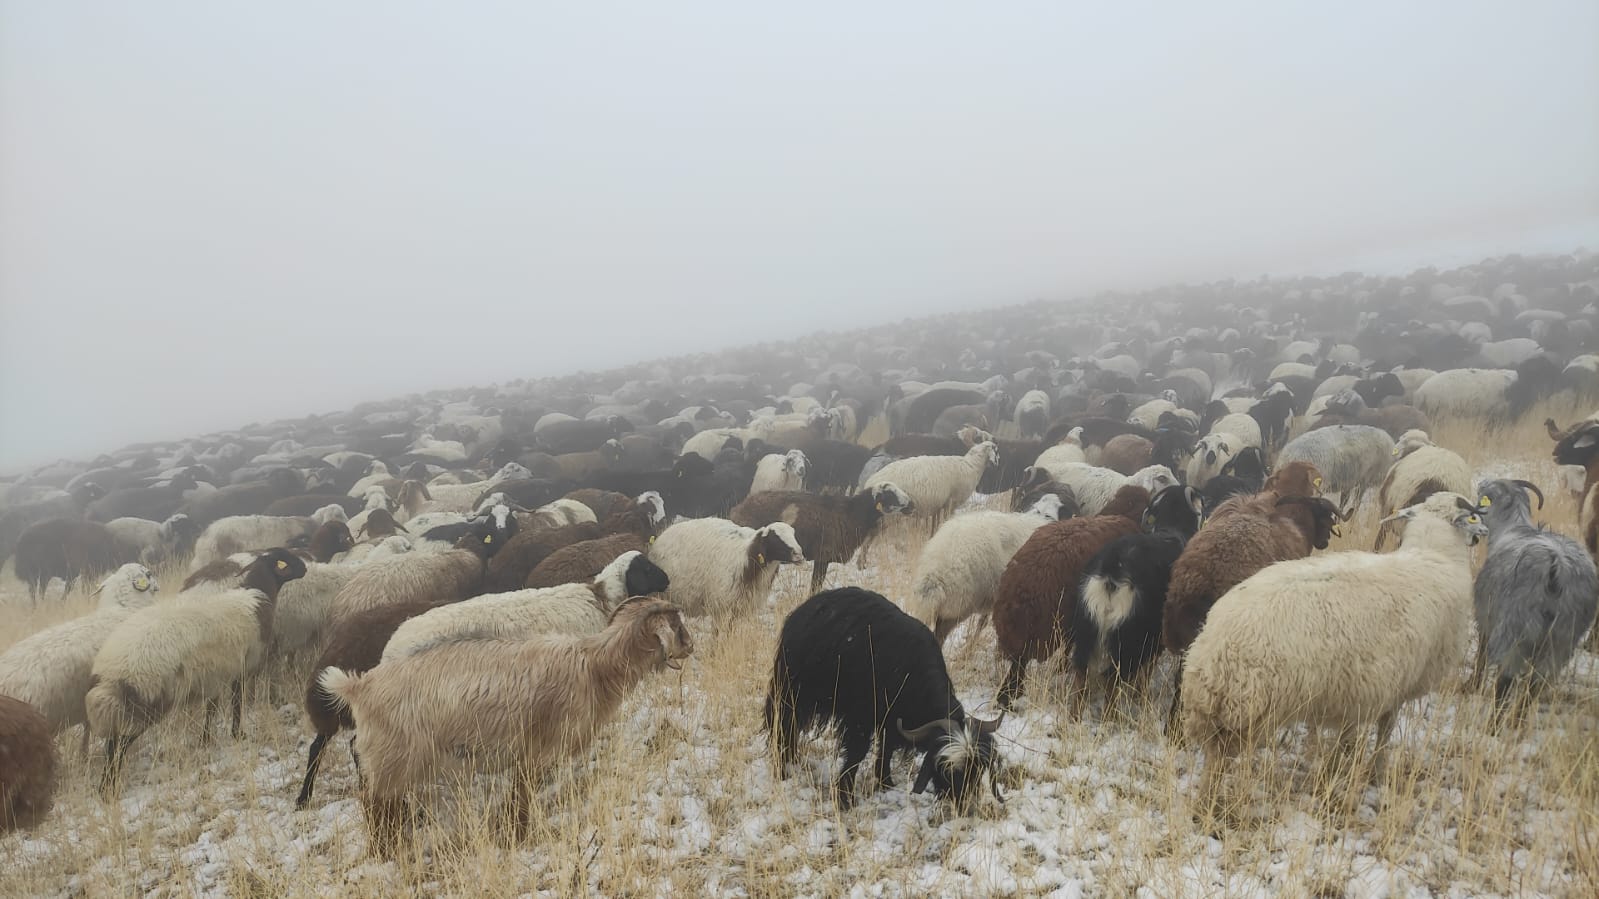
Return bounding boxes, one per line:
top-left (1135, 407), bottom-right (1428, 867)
top-left (563, 488), bottom-right (633, 520)
top-left (0, 695), bottom-right (57, 833)
top-left (296, 596), bottom-right (462, 808)
top-left (13, 518), bottom-right (138, 601)
top-left (730, 483), bottom-right (915, 593)
top-left (992, 485), bottom-right (1151, 708)
top-left (1161, 492), bottom-right (1341, 730)
top-left (486, 496), bottom-right (661, 593)
top-left (525, 533), bottom-right (649, 588)
top-left (354, 509), bottom-right (408, 542)
top-left (1099, 434), bottom-right (1155, 475)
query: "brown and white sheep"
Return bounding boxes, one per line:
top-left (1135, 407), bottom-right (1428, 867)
top-left (730, 483), bottom-right (915, 593)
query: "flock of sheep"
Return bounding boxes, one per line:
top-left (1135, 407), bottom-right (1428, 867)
top-left (1, 249), bottom-right (1598, 865)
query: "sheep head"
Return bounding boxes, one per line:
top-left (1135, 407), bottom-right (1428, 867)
top-left (611, 598), bottom-right (694, 671)
top-left (1475, 478), bottom-right (1545, 525)
top-left (1379, 492), bottom-right (1488, 549)
top-left (1263, 461), bottom-right (1322, 499)
top-left (754, 523), bottom-right (805, 566)
top-left (870, 483), bottom-right (915, 516)
top-left (898, 713), bottom-right (1005, 812)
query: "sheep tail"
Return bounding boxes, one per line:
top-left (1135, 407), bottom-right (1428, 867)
top-left (316, 667), bottom-right (363, 713)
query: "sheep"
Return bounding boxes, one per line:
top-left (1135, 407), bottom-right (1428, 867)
top-left (320, 596), bottom-right (693, 854)
top-left (1548, 413), bottom-right (1599, 556)
top-left (764, 587), bottom-right (1004, 810)
top-left (0, 482), bottom-right (107, 570)
top-left (0, 695), bottom-right (57, 833)
top-left (179, 467), bottom-right (304, 528)
top-left (862, 441), bottom-right (997, 527)
top-left (750, 449), bottom-right (809, 494)
top-left (381, 551), bottom-right (670, 662)
top-left (1469, 479), bottom-right (1598, 723)
top-left (646, 520), bottom-right (805, 620)
top-left (1025, 462), bottom-right (1178, 517)
top-left (1311, 390), bottom-right (1431, 439)
top-left (189, 513), bottom-right (320, 573)
top-left (413, 463), bottom-right (534, 514)
top-left (104, 514), bottom-right (201, 567)
top-left (13, 518), bottom-right (138, 601)
top-left (1197, 446), bottom-right (1270, 511)
top-left (352, 508), bottom-right (408, 543)
top-left (344, 487), bottom-right (399, 539)
top-left (562, 488), bottom-right (635, 520)
top-left (297, 593), bottom-right (471, 808)
top-left (1415, 368), bottom-right (1516, 421)
top-left (1099, 431), bottom-right (1195, 478)
top-left (1248, 385), bottom-right (1295, 455)
top-left (328, 522), bottom-right (502, 623)
top-left (1276, 424), bottom-right (1394, 510)
top-left (525, 531), bottom-right (652, 588)
top-left (1376, 429), bottom-right (1473, 523)
top-left (87, 549), bottom-right (308, 792)
top-left (730, 482), bottom-right (915, 593)
top-left (0, 564), bottom-right (161, 748)
top-left (483, 492), bottom-right (663, 592)
top-left (1185, 433), bottom-right (1239, 487)
top-left (347, 461), bottom-right (398, 498)
top-left (1182, 493), bottom-right (1487, 804)
top-left (1067, 486), bottom-right (1206, 721)
top-left (991, 484), bottom-right (1153, 708)
top-left (527, 498), bottom-right (597, 529)
top-left (1014, 389), bottom-right (1051, 439)
top-left (905, 493), bottom-right (1067, 644)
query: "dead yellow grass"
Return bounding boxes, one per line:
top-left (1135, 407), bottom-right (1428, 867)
top-left (0, 404), bottom-right (1595, 897)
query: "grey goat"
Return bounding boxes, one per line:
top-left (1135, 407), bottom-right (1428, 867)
top-left (1470, 478), bottom-right (1598, 724)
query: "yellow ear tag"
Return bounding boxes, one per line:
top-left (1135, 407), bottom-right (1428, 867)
top-left (1480, 496), bottom-right (1491, 507)
top-left (133, 576), bottom-right (149, 591)
top-left (1314, 478), bottom-right (1323, 488)
top-left (757, 553), bottom-right (765, 565)
top-left (876, 502), bottom-right (884, 513)
top-left (648, 535), bottom-right (656, 545)
top-left (484, 535), bottom-right (493, 544)
top-left (677, 470), bottom-right (684, 478)
top-left (277, 560), bottom-right (288, 571)
top-left (1392, 446), bottom-right (1400, 456)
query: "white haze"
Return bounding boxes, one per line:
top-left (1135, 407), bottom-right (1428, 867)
top-left (2, 1), bottom-right (1596, 471)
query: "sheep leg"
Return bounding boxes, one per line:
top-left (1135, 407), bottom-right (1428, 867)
top-left (296, 733), bottom-right (329, 809)
top-left (364, 794), bottom-right (409, 858)
top-left (1370, 711), bottom-right (1397, 782)
top-left (230, 679), bottom-right (245, 739)
top-left (1066, 667), bottom-right (1090, 721)
top-left (100, 735), bottom-right (136, 796)
top-left (996, 657), bottom-right (1028, 710)
top-left (1165, 660), bottom-right (1185, 738)
top-left (932, 617), bottom-right (958, 646)
top-left (809, 559), bottom-right (830, 595)
top-left (834, 728), bottom-right (871, 809)
top-left (1194, 743), bottom-right (1232, 822)
top-left (1466, 632), bottom-right (1488, 691)
top-left (351, 738), bottom-right (366, 790)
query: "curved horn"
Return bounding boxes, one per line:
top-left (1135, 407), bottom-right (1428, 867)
top-left (1510, 479), bottom-right (1545, 510)
top-left (896, 717), bottom-right (956, 744)
top-left (969, 711), bottom-right (1005, 735)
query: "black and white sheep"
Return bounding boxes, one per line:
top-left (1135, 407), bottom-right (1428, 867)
top-left (646, 519), bottom-right (806, 620)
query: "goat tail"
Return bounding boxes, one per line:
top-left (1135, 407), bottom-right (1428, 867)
top-left (316, 667), bottom-right (363, 714)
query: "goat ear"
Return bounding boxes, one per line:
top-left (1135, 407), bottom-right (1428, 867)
top-left (1574, 433), bottom-right (1599, 450)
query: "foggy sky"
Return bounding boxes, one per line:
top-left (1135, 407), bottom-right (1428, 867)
top-left (3, 2), bottom-right (1597, 472)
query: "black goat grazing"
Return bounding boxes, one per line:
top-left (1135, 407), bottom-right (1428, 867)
top-left (764, 587), bottom-right (1003, 811)
top-left (1068, 485), bottom-right (1205, 720)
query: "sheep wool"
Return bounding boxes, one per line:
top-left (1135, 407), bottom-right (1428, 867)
top-left (647, 519), bottom-right (806, 619)
top-left (864, 441), bottom-right (998, 522)
top-left (0, 694), bottom-right (57, 833)
top-left (1181, 493), bottom-right (1485, 797)
top-left (1377, 430), bottom-right (1473, 516)
top-left (906, 495), bottom-right (1064, 643)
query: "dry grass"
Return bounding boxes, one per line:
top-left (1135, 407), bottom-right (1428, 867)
top-left (2, 404), bottom-right (1597, 897)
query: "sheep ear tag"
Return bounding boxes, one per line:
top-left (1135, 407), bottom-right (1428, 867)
top-left (1479, 496), bottom-right (1491, 508)
top-left (757, 553), bottom-right (765, 565)
top-left (484, 534), bottom-right (493, 544)
top-left (876, 502), bottom-right (884, 513)
top-left (276, 560), bottom-right (288, 571)
top-left (133, 576), bottom-right (150, 591)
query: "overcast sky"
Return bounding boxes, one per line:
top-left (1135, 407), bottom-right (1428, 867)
top-left (2, 2), bottom-right (1596, 472)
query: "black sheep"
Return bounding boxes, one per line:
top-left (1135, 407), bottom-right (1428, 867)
top-left (1068, 485), bottom-right (1204, 720)
top-left (763, 587), bottom-right (1003, 810)
top-left (1197, 446), bottom-right (1268, 512)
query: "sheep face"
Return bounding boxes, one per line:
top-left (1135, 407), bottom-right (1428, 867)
top-left (1383, 492), bottom-right (1489, 546)
top-left (870, 483), bottom-right (915, 515)
top-left (899, 715), bottom-right (1004, 811)
top-left (623, 554), bottom-right (671, 597)
top-left (636, 491), bottom-right (667, 527)
top-left (310, 522), bottom-right (355, 562)
top-left (755, 524), bottom-right (806, 566)
top-left (621, 600), bottom-right (694, 671)
top-left (251, 547), bottom-right (309, 586)
top-left (1025, 493), bottom-right (1066, 520)
top-left (453, 521), bottom-right (505, 559)
top-left (1475, 478), bottom-right (1545, 524)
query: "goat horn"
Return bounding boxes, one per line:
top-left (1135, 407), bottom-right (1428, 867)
top-left (394, 521), bottom-right (410, 533)
top-left (1337, 505), bottom-right (1354, 522)
top-left (1510, 479), bottom-right (1545, 510)
top-left (970, 711), bottom-right (1005, 735)
top-left (896, 717), bottom-right (954, 743)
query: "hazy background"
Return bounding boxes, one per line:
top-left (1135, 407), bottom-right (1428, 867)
top-left (3, 1), bottom-right (1596, 471)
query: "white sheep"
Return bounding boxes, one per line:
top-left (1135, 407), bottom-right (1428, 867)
top-left (1129, 393), bottom-right (1182, 431)
top-left (189, 514), bottom-right (317, 573)
top-left (104, 514), bottom-right (197, 567)
top-left (342, 534), bottom-right (414, 563)
top-left (1276, 424), bottom-right (1395, 510)
top-left (345, 487), bottom-right (398, 539)
top-left (1185, 433), bottom-right (1238, 487)
top-left (1014, 390), bottom-right (1051, 438)
top-left (87, 550), bottom-right (307, 791)
top-left (527, 498), bottom-right (597, 529)
top-left (1182, 493), bottom-right (1486, 802)
top-left (328, 525), bottom-right (499, 623)
top-left (906, 494), bottom-right (1065, 643)
top-left (646, 519), bottom-right (806, 619)
top-left (1377, 429), bottom-right (1474, 518)
top-left (1415, 368), bottom-right (1515, 421)
top-left (0, 564), bottom-right (160, 747)
top-left (863, 441), bottom-right (999, 524)
top-left (1033, 462), bottom-right (1178, 516)
top-left (1032, 434), bottom-right (1087, 471)
top-left (750, 450), bottom-right (809, 494)
top-left (381, 551), bottom-right (666, 661)
top-left (347, 461), bottom-right (396, 499)
top-left (1208, 412), bottom-right (1262, 450)
top-left (413, 463), bottom-right (532, 514)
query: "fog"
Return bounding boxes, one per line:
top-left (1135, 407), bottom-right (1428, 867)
top-left (2, 2), bottom-right (1596, 471)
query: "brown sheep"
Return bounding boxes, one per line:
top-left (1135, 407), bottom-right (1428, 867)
top-left (1549, 415), bottom-right (1599, 558)
top-left (354, 508), bottom-right (408, 542)
top-left (730, 483), bottom-right (915, 593)
top-left (0, 694), bottom-right (57, 832)
top-left (1308, 404), bottom-right (1431, 439)
top-left (486, 494), bottom-right (662, 593)
top-left (991, 485), bottom-right (1151, 708)
top-left (525, 532), bottom-right (649, 588)
top-left (1099, 434), bottom-right (1155, 475)
top-left (296, 596), bottom-right (463, 808)
top-left (563, 488), bottom-right (634, 520)
top-left (1161, 493), bottom-right (1342, 730)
